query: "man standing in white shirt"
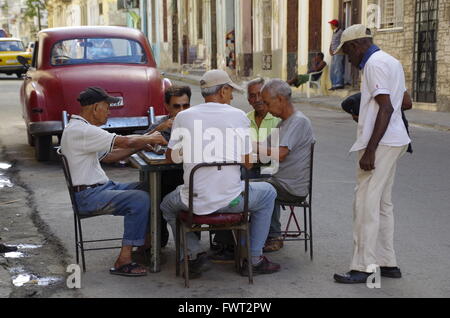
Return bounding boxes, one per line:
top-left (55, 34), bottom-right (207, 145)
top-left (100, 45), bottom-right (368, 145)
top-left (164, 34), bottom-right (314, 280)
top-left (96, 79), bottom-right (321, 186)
top-left (161, 70), bottom-right (280, 278)
top-left (332, 25), bottom-right (411, 284)
top-left (61, 87), bottom-right (167, 277)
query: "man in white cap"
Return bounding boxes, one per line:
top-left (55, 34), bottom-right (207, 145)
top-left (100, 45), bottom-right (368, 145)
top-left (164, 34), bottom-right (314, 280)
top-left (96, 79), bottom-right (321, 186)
top-left (332, 25), bottom-right (411, 284)
top-left (161, 70), bottom-right (280, 278)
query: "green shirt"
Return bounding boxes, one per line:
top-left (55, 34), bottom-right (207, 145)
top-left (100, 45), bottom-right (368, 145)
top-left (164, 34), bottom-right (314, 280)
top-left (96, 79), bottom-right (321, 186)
top-left (247, 111), bottom-right (282, 142)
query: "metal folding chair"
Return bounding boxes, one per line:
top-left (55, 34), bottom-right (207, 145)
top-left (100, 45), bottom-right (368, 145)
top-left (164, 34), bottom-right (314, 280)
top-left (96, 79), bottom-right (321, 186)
top-left (57, 148), bottom-right (122, 272)
top-left (175, 162), bottom-right (253, 288)
top-left (277, 141), bottom-right (315, 260)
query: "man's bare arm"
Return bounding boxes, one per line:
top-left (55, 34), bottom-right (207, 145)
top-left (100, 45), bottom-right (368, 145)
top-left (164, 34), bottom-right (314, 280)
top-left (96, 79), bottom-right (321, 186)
top-left (114, 132), bottom-right (167, 150)
top-left (258, 145), bottom-right (290, 163)
top-left (402, 91), bottom-right (413, 111)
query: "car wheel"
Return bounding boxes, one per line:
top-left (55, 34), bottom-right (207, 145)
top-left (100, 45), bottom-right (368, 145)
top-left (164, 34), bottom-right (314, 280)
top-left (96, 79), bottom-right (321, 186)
top-left (16, 72), bottom-right (23, 79)
top-left (34, 135), bottom-right (52, 161)
top-left (27, 131), bottom-right (35, 147)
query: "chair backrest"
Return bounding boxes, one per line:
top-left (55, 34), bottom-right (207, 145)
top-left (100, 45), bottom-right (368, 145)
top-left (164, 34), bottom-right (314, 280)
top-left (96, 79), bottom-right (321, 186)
top-left (306, 141), bottom-right (316, 205)
top-left (57, 147), bottom-right (81, 216)
top-left (186, 162), bottom-right (250, 227)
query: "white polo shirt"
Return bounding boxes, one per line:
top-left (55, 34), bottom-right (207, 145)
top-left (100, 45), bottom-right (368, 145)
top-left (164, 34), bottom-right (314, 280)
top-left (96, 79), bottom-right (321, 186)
top-left (60, 115), bottom-right (117, 186)
top-left (350, 50), bottom-right (411, 152)
top-left (169, 103), bottom-right (252, 215)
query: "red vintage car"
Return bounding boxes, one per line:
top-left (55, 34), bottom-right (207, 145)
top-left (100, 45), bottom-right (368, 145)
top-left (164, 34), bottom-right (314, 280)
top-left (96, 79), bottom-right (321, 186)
top-left (19, 26), bottom-right (170, 161)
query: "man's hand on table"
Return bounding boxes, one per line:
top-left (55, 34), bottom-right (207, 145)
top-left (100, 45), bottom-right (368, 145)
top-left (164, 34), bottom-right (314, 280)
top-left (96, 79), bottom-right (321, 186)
top-left (144, 131), bottom-right (167, 144)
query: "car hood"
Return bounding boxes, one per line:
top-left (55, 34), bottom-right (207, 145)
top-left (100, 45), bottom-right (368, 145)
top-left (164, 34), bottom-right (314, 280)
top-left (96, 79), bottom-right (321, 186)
top-left (52, 64), bottom-right (153, 117)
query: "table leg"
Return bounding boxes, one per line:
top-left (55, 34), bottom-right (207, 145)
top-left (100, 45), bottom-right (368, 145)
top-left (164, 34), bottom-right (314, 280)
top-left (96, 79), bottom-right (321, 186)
top-left (149, 171), bottom-right (161, 273)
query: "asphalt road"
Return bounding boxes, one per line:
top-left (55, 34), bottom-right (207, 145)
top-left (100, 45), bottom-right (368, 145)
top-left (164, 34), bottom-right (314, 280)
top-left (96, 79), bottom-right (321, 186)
top-left (0, 74), bottom-right (449, 298)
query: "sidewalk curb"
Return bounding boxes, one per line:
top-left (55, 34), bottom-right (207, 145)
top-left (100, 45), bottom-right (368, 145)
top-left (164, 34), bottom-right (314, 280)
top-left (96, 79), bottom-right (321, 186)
top-left (165, 72), bottom-right (450, 133)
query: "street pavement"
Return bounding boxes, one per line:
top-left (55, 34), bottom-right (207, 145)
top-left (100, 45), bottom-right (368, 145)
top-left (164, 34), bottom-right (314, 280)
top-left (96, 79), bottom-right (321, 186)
top-left (0, 73), bottom-right (449, 298)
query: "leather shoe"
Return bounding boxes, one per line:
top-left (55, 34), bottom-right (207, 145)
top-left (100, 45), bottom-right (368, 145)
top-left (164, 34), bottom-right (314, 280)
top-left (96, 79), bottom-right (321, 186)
top-left (241, 256), bottom-right (280, 276)
top-left (380, 266), bottom-right (402, 278)
top-left (334, 270), bottom-right (371, 284)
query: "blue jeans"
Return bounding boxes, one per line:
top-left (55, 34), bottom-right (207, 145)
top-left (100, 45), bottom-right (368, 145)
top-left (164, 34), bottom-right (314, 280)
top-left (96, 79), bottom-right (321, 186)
top-left (74, 181), bottom-right (150, 247)
top-left (330, 54), bottom-right (345, 88)
top-left (161, 182), bottom-right (277, 260)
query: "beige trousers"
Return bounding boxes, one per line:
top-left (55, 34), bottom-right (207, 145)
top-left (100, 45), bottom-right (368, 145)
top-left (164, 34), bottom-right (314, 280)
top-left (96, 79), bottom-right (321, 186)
top-left (350, 145), bottom-right (407, 272)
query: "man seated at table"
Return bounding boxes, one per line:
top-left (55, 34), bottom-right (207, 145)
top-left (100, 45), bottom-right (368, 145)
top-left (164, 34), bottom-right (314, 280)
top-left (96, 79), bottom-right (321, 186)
top-left (160, 70), bottom-right (281, 278)
top-left (211, 77), bottom-right (281, 262)
top-left (258, 79), bottom-right (315, 252)
top-left (61, 86), bottom-right (167, 277)
top-left (145, 86), bottom-right (192, 140)
top-left (142, 86), bottom-right (192, 248)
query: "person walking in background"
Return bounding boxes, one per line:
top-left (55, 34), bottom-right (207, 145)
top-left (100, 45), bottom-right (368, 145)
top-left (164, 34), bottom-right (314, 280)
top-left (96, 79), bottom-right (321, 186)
top-left (329, 19), bottom-right (345, 90)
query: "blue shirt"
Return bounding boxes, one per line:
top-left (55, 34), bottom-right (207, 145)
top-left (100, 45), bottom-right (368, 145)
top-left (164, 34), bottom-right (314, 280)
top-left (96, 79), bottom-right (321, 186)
top-left (359, 45), bottom-right (380, 70)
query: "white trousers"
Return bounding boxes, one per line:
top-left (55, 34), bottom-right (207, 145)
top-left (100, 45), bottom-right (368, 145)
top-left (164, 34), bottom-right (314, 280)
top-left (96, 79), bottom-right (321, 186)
top-left (350, 145), bottom-right (407, 272)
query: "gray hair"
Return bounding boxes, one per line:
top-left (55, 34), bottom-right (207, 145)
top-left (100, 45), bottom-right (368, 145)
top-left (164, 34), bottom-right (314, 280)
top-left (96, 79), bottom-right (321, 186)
top-left (201, 84), bottom-right (227, 98)
top-left (247, 77), bottom-right (265, 92)
top-left (261, 79), bottom-right (292, 101)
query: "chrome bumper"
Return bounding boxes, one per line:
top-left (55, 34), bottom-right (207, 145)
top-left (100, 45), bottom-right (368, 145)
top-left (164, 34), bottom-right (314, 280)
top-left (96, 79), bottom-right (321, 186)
top-left (28, 116), bottom-right (165, 136)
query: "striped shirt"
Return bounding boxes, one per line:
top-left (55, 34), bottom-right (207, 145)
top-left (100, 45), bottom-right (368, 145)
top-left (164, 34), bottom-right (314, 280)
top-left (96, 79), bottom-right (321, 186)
top-left (330, 29), bottom-right (343, 53)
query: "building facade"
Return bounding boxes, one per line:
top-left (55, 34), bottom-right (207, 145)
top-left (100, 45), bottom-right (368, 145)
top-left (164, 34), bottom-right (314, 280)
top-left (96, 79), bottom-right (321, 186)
top-left (29, 0), bottom-right (450, 111)
top-left (0, 0), bottom-right (48, 44)
top-left (46, 0), bottom-right (128, 28)
top-left (364, 0), bottom-right (449, 111)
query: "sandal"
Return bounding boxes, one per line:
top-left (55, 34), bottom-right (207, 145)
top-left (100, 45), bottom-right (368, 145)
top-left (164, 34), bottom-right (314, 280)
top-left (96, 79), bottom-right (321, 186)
top-left (263, 237), bottom-right (284, 253)
top-left (110, 263), bottom-right (148, 277)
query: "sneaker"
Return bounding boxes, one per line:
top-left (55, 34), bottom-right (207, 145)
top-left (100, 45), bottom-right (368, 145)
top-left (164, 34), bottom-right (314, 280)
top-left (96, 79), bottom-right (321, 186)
top-left (263, 237), bottom-right (283, 253)
top-left (210, 247), bottom-right (235, 264)
top-left (380, 267), bottom-right (402, 278)
top-left (241, 256), bottom-right (281, 276)
top-left (183, 252), bottom-right (213, 279)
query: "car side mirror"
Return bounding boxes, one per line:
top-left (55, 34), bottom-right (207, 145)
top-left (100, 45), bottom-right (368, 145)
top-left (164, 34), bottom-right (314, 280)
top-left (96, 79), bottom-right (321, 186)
top-left (17, 56), bottom-right (30, 69)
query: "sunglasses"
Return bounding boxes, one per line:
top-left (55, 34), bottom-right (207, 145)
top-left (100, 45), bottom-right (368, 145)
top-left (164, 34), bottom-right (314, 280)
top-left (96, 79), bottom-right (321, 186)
top-left (171, 103), bottom-right (190, 109)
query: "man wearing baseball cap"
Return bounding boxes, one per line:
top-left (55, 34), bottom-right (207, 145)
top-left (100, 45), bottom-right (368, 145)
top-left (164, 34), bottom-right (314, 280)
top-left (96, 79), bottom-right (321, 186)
top-left (61, 86), bottom-right (167, 277)
top-left (332, 25), bottom-right (411, 284)
top-left (328, 19), bottom-right (345, 90)
top-left (161, 70), bottom-right (280, 278)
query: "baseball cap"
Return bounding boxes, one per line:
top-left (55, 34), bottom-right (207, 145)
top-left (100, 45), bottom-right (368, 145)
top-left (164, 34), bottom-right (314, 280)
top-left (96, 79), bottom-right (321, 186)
top-left (200, 70), bottom-right (244, 92)
top-left (77, 87), bottom-right (121, 106)
top-left (334, 24), bottom-right (373, 55)
top-left (328, 19), bottom-right (339, 27)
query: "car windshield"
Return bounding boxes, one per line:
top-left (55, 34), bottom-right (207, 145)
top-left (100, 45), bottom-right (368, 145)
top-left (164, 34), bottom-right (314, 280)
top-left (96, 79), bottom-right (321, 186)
top-left (51, 38), bottom-right (147, 66)
top-left (0, 41), bottom-right (25, 52)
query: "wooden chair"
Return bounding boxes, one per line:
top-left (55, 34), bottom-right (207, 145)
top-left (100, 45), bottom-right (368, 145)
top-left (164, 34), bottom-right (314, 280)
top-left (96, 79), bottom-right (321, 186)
top-left (175, 162), bottom-right (253, 288)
